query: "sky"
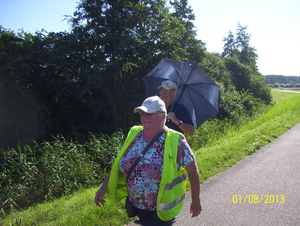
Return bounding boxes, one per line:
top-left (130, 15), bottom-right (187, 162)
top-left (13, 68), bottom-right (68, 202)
top-left (0, 0), bottom-right (299, 76)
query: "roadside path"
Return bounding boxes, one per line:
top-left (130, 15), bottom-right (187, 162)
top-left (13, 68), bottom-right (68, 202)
top-left (126, 123), bottom-right (300, 225)
top-left (175, 122), bottom-right (300, 225)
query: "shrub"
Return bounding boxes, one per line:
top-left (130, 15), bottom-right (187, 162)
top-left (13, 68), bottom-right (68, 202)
top-left (217, 84), bottom-right (260, 123)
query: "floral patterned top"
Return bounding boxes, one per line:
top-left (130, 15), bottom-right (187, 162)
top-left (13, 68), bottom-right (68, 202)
top-left (119, 130), bottom-right (194, 211)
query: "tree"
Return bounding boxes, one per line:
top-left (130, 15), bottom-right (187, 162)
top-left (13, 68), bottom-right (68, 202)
top-left (200, 52), bottom-right (231, 87)
top-left (264, 75), bottom-right (300, 85)
top-left (169, 0), bottom-right (206, 62)
top-left (235, 23), bottom-right (258, 69)
top-left (67, 0), bottom-right (206, 135)
top-left (1, 0), bottom-right (210, 149)
top-left (222, 22), bottom-right (257, 69)
top-left (221, 23), bottom-right (271, 104)
top-left (68, 0), bottom-right (169, 134)
top-left (222, 31), bottom-right (236, 58)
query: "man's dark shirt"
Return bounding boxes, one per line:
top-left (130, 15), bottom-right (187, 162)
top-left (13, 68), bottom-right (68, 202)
top-left (166, 103), bottom-right (194, 133)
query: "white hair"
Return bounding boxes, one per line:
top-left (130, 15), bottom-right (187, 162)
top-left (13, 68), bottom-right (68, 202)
top-left (158, 112), bottom-right (167, 124)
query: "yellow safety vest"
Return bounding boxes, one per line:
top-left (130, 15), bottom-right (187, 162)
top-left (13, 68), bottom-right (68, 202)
top-left (107, 125), bottom-right (187, 221)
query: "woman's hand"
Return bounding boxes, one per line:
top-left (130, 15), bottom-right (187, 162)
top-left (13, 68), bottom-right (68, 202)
top-left (190, 199), bottom-right (202, 217)
top-left (95, 175), bottom-right (110, 207)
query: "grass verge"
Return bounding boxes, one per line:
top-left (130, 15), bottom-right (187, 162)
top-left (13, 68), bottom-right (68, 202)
top-left (1, 90), bottom-right (300, 226)
top-left (196, 90), bottom-right (300, 182)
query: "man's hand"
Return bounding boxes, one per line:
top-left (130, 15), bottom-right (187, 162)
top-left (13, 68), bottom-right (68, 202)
top-left (167, 112), bottom-right (195, 136)
top-left (167, 112), bottom-right (179, 125)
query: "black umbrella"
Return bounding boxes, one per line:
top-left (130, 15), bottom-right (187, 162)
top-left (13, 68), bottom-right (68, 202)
top-left (143, 58), bottom-right (219, 128)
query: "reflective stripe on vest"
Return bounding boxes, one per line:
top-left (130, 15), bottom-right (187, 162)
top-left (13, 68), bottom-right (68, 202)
top-left (158, 193), bottom-right (185, 210)
top-left (164, 173), bottom-right (187, 191)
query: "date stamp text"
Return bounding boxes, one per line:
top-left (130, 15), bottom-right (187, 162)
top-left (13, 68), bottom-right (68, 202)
top-left (232, 195), bottom-right (285, 204)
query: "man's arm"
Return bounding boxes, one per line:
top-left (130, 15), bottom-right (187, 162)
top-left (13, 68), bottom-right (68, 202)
top-left (168, 112), bottom-right (195, 135)
top-left (178, 122), bottom-right (195, 136)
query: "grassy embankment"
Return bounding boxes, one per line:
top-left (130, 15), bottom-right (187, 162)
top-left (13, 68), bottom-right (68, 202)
top-left (1, 90), bottom-right (300, 226)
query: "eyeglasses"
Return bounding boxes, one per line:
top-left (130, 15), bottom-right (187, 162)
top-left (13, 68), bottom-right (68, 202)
top-left (159, 89), bottom-right (173, 95)
top-left (139, 112), bottom-right (154, 117)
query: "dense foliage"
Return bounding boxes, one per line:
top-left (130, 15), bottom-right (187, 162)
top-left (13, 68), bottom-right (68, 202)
top-left (0, 0), bottom-right (208, 150)
top-left (1, 0), bottom-right (272, 216)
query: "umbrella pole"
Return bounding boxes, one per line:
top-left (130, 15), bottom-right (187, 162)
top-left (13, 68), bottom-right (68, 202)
top-left (169, 61), bottom-right (184, 113)
top-left (167, 61), bottom-right (184, 123)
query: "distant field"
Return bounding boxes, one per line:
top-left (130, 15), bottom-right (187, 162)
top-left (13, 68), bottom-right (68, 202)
top-left (272, 88), bottom-right (300, 92)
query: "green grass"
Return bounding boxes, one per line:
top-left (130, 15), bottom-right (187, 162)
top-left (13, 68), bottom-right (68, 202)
top-left (1, 90), bottom-right (300, 226)
top-left (196, 91), bottom-right (300, 181)
top-left (1, 188), bottom-right (131, 226)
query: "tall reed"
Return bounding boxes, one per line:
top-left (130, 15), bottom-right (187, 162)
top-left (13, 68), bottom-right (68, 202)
top-left (0, 131), bottom-right (123, 217)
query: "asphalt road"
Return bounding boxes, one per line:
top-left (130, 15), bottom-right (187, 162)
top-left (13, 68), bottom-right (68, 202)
top-left (175, 122), bottom-right (300, 225)
top-left (126, 122), bottom-right (300, 226)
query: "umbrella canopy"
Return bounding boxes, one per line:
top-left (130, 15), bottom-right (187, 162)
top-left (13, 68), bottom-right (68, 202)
top-left (143, 58), bottom-right (219, 128)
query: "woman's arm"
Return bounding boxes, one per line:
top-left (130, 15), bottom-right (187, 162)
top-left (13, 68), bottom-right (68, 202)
top-left (185, 159), bottom-right (202, 217)
top-left (95, 174), bottom-right (110, 207)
